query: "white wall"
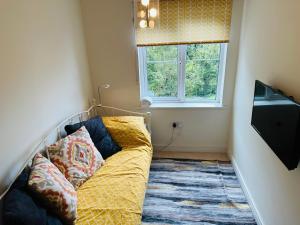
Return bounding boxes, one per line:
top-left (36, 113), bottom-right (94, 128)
top-left (229, 0), bottom-right (300, 224)
top-left (0, 0), bottom-right (93, 194)
top-left (81, 0), bottom-right (244, 152)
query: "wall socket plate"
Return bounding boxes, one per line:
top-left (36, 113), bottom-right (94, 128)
top-left (172, 121), bottom-right (183, 128)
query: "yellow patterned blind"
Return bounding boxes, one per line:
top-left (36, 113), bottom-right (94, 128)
top-left (135, 0), bottom-right (233, 46)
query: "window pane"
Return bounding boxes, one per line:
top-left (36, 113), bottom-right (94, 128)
top-left (146, 46), bottom-right (178, 97)
top-left (185, 44), bottom-right (221, 99)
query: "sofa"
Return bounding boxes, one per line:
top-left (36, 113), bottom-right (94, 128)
top-left (2, 115), bottom-right (152, 225)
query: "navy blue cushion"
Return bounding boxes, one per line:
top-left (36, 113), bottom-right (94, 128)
top-left (47, 215), bottom-right (64, 225)
top-left (65, 116), bottom-right (122, 159)
top-left (3, 169), bottom-right (63, 225)
top-left (11, 167), bottom-right (30, 190)
top-left (4, 189), bottom-right (47, 225)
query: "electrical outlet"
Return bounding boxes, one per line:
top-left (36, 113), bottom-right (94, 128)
top-left (172, 121), bottom-right (183, 128)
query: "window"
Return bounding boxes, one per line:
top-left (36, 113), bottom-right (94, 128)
top-left (138, 43), bottom-right (227, 106)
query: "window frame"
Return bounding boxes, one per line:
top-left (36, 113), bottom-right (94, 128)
top-left (138, 43), bottom-right (228, 105)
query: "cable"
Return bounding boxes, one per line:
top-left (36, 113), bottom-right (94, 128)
top-left (158, 127), bottom-right (176, 151)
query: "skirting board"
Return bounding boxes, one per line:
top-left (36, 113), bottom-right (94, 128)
top-left (154, 151), bottom-right (229, 161)
top-left (230, 156), bottom-right (265, 225)
top-left (153, 145), bottom-right (227, 153)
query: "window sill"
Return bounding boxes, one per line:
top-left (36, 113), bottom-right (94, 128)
top-left (149, 102), bottom-right (225, 109)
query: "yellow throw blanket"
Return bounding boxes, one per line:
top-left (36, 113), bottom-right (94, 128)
top-left (76, 116), bottom-right (152, 225)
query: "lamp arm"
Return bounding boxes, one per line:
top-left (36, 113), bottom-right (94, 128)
top-left (97, 86), bottom-right (102, 105)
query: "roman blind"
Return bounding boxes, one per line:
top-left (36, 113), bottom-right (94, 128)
top-left (135, 0), bottom-right (233, 46)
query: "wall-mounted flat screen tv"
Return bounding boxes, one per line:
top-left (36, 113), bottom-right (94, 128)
top-left (251, 80), bottom-right (300, 170)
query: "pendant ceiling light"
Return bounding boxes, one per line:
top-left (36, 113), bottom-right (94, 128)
top-left (135, 0), bottom-right (159, 29)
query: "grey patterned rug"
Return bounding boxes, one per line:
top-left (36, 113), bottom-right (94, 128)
top-left (142, 159), bottom-right (257, 225)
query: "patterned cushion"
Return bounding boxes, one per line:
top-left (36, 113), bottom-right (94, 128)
top-left (65, 116), bottom-right (122, 159)
top-left (48, 126), bottom-right (104, 189)
top-left (28, 153), bottom-right (77, 224)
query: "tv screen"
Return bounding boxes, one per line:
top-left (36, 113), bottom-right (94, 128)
top-left (251, 80), bottom-right (300, 170)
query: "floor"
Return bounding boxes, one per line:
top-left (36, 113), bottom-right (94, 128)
top-left (142, 152), bottom-right (257, 225)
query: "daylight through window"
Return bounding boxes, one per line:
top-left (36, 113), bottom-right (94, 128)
top-left (138, 43), bottom-right (227, 104)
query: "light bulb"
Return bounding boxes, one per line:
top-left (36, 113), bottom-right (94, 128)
top-left (149, 8), bottom-right (157, 18)
top-left (139, 10), bottom-right (146, 18)
top-left (149, 20), bottom-right (155, 28)
top-left (141, 0), bottom-right (149, 6)
top-left (139, 20), bottom-right (147, 28)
